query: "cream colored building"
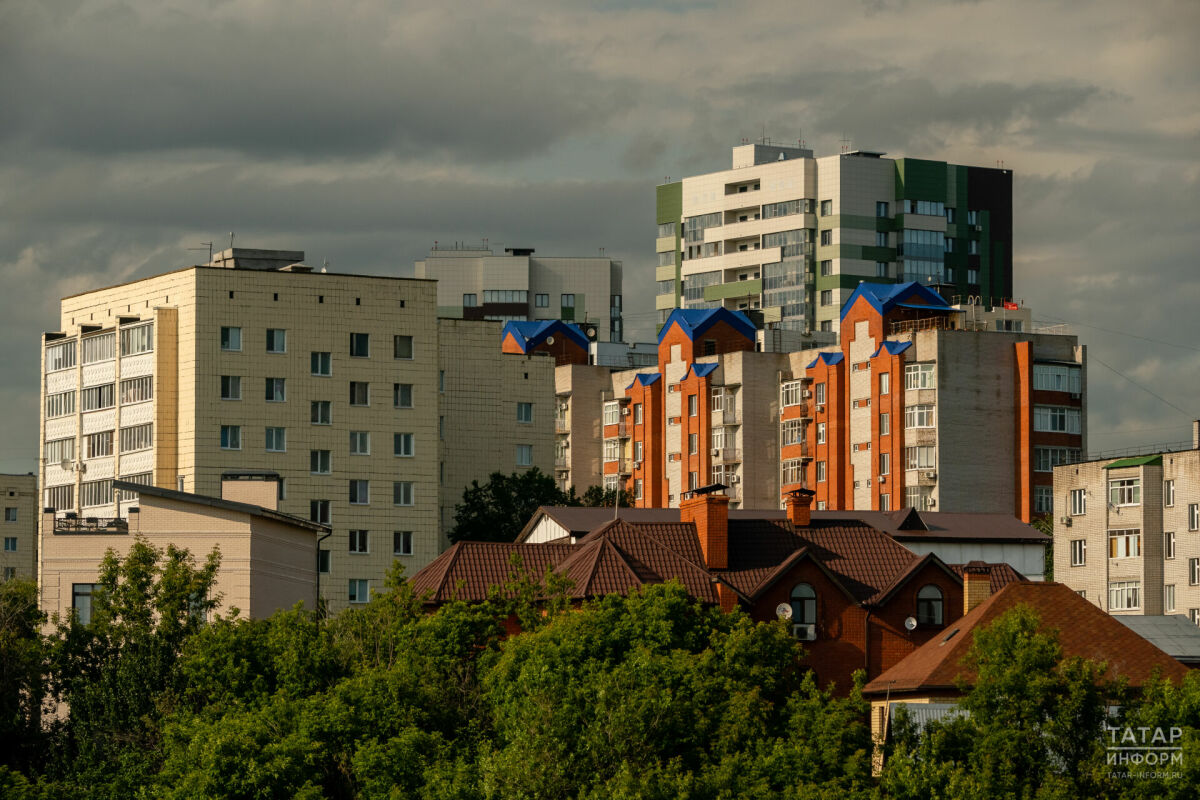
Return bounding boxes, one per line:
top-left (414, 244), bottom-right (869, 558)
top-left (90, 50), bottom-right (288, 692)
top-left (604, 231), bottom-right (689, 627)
top-left (1053, 427), bottom-right (1200, 621)
top-left (39, 249), bottom-right (552, 612)
top-left (414, 245), bottom-right (624, 343)
top-left (39, 473), bottom-right (324, 621)
top-left (1, 473), bottom-right (38, 581)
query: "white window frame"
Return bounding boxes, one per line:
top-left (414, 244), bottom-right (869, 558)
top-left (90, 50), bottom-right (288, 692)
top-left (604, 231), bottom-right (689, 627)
top-left (348, 579), bottom-right (369, 604)
top-left (393, 481), bottom-right (414, 506)
top-left (393, 531), bottom-right (413, 556)
top-left (394, 383), bottom-right (413, 409)
top-left (904, 363), bottom-right (936, 390)
top-left (1070, 488), bottom-right (1086, 516)
top-left (517, 402), bottom-right (534, 423)
top-left (1108, 529), bottom-right (1142, 559)
top-left (394, 433), bottom-right (414, 458)
top-left (350, 431), bottom-right (371, 456)
top-left (349, 529), bottom-right (369, 554)
top-left (311, 401), bottom-right (332, 425)
top-left (1108, 581), bottom-right (1140, 611)
top-left (220, 425), bottom-right (241, 450)
top-left (904, 404), bottom-right (935, 429)
top-left (1108, 478), bottom-right (1141, 507)
top-left (1070, 539), bottom-right (1086, 567)
top-left (266, 328), bottom-right (287, 354)
top-left (265, 377), bottom-right (286, 402)
top-left (264, 427), bottom-right (286, 453)
top-left (220, 326), bottom-right (242, 352)
top-left (311, 352), bottom-right (332, 376)
top-left (349, 479), bottom-right (370, 505)
top-left (310, 450), bottom-right (332, 474)
top-left (517, 444), bottom-right (533, 467)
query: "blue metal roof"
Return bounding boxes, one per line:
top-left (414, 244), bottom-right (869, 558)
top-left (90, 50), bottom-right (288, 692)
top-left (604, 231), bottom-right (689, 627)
top-left (625, 373), bottom-right (662, 390)
top-left (839, 281), bottom-right (950, 321)
top-left (657, 307), bottom-right (757, 344)
top-left (501, 320), bottom-right (589, 352)
top-left (872, 341), bottom-right (913, 358)
top-left (806, 351), bottom-right (844, 370)
top-left (689, 362), bottom-right (720, 378)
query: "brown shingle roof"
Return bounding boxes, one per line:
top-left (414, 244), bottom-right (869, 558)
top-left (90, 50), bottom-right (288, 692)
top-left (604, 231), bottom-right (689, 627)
top-left (863, 582), bottom-right (1190, 696)
top-left (794, 520), bottom-right (925, 604)
top-left (407, 542), bottom-right (576, 603)
top-left (948, 562), bottom-right (1028, 594)
top-left (811, 509), bottom-right (1048, 544)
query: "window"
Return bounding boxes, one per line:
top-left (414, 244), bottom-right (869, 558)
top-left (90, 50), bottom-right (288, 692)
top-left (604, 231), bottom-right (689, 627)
top-left (905, 446), bottom-right (936, 470)
top-left (220, 376), bottom-right (241, 400)
top-left (394, 433), bottom-right (414, 457)
top-left (311, 401), bottom-right (331, 425)
top-left (815, 383), bottom-right (826, 405)
top-left (517, 444), bottom-right (533, 467)
top-left (905, 363), bottom-right (936, 390)
top-left (3, 536), bottom-right (15, 551)
top-left (1070, 539), bottom-right (1086, 566)
top-left (820, 260), bottom-right (832, 276)
top-left (816, 423), bottom-right (826, 445)
top-left (1033, 406), bottom-right (1082, 434)
top-left (311, 352), bottom-right (332, 376)
top-left (820, 290), bottom-right (833, 306)
top-left (120, 324), bottom-right (153, 356)
top-left (220, 425), bottom-right (241, 450)
top-left (633, 441), bottom-right (643, 462)
top-left (262, 426), bottom-right (286, 453)
top-left (781, 419), bottom-right (804, 446)
top-left (350, 333), bottom-right (370, 358)
top-left (905, 405), bottom-right (935, 429)
top-left (85, 430), bottom-right (113, 459)
top-left (1034, 486), bottom-right (1053, 514)
top-left (120, 376), bottom-right (152, 404)
top-left (393, 335), bottom-right (414, 360)
top-left (633, 404), bottom-right (643, 424)
top-left (880, 493), bottom-right (891, 511)
top-left (45, 484), bottom-right (73, 510)
top-left (350, 431), bottom-right (370, 455)
top-left (517, 402), bottom-right (533, 423)
top-left (318, 550), bottom-right (330, 573)
top-left (603, 402), bottom-right (620, 426)
top-left (80, 479), bottom-right (113, 508)
top-left (393, 482), bottom-right (414, 506)
top-left (1190, 504), bottom-right (1199, 531)
top-left (82, 384), bottom-right (115, 411)
top-left (688, 433), bottom-right (698, 455)
top-left (310, 450), bottom-right (331, 474)
top-left (820, 229), bottom-right (832, 246)
top-left (816, 461), bottom-right (826, 483)
top-left (1070, 488), bottom-right (1086, 516)
top-left (1192, 559), bottom-right (1200, 586)
top-left (1162, 479), bottom-right (1175, 507)
top-left (394, 383), bottom-right (413, 408)
top-left (462, 293), bottom-right (477, 308)
top-left (73, 584), bottom-right (96, 624)
top-left (968, 240), bottom-right (980, 255)
top-left (876, 261), bottom-right (888, 278)
top-left (265, 378), bottom-right (286, 402)
top-left (1165, 531), bottom-right (1176, 560)
top-left (393, 531), bottom-right (413, 556)
top-left (879, 413), bottom-right (890, 436)
top-left (1108, 479), bottom-right (1141, 507)
top-left (349, 530), bottom-right (369, 554)
top-left (688, 471), bottom-right (698, 491)
top-left (348, 580), bottom-right (369, 604)
top-left (968, 268), bottom-right (979, 284)
top-left (1108, 529), bottom-right (1142, 559)
top-left (310, 500), bottom-right (331, 525)
top-left (916, 585), bottom-right (944, 626)
top-left (350, 382), bottom-right (369, 406)
top-left (1192, 609), bottom-right (1200, 627)
top-left (781, 381), bottom-right (805, 407)
top-left (820, 199), bottom-right (832, 216)
top-left (1034, 447), bottom-right (1081, 472)
top-left (120, 423), bottom-right (153, 453)
top-left (535, 293), bottom-right (549, 308)
top-left (46, 341), bottom-right (77, 372)
top-left (790, 583), bottom-right (816, 625)
top-left (906, 485), bottom-right (933, 511)
top-left (688, 395), bottom-right (699, 417)
top-left (82, 333), bottom-right (115, 364)
top-left (46, 391), bottom-right (75, 418)
top-left (220, 326), bottom-right (242, 351)
top-left (349, 480), bottom-right (369, 505)
top-left (561, 293), bottom-right (575, 308)
top-left (45, 438), bottom-right (74, 464)
top-left (879, 452), bottom-right (890, 476)
top-left (265, 329), bottom-right (286, 353)
top-left (875, 231), bottom-right (888, 248)
top-left (1032, 364), bottom-right (1082, 394)
top-left (876, 201), bottom-right (889, 218)
top-left (1165, 585), bottom-right (1176, 613)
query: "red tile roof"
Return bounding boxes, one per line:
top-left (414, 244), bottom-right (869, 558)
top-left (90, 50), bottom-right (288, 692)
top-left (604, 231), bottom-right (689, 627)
top-left (863, 582), bottom-right (1190, 696)
top-left (407, 542), bottom-right (575, 603)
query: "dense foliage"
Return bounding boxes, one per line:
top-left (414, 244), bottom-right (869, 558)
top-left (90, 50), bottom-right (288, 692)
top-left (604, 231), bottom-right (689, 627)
top-left (2, 540), bottom-right (1198, 798)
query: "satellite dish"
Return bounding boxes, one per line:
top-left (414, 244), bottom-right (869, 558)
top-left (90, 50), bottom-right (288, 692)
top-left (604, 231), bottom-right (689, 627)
top-left (545, 336), bottom-right (555, 345)
top-left (59, 459), bottom-right (72, 471)
top-left (584, 325), bottom-right (598, 341)
top-left (904, 616), bottom-right (918, 632)
top-left (775, 603), bottom-right (793, 620)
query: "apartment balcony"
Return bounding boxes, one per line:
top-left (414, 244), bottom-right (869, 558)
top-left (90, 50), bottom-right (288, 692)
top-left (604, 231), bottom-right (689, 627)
top-left (555, 417), bottom-right (570, 434)
top-left (712, 448), bottom-right (741, 463)
top-left (55, 515), bottom-right (128, 534)
top-left (554, 456), bottom-right (568, 469)
top-left (722, 407), bottom-right (741, 425)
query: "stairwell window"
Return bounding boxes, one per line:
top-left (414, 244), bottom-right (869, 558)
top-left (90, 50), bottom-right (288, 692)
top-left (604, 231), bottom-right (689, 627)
top-left (1070, 488), bottom-right (1086, 516)
top-left (1070, 539), bottom-right (1086, 566)
top-left (1108, 478), bottom-right (1140, 507)
top-left (816, 461), bottom-right (826, 483)
top-left (517, 402), bottom-right (533, 423)
top-left (1108, 529), bottom-right (1141, 559)
top-left (1189, 503), bottom-right (1199, 531)
top-left (517, 444), bottom-right (533, 467)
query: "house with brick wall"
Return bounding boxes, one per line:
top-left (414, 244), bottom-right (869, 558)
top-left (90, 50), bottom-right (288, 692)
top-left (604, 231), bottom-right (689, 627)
top-left (409, 487), bottom-right (1025, 693)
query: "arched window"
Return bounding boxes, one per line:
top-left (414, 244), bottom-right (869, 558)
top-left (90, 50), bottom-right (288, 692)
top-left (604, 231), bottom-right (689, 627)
top-left (790, 583), bottom-right (816, 625)
top-left (917, 584), bottom-right (944, 626)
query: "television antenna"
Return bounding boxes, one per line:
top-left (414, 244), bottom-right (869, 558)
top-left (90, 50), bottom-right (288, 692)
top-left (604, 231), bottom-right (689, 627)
top-left (187, 242), bottom-right (214, 263)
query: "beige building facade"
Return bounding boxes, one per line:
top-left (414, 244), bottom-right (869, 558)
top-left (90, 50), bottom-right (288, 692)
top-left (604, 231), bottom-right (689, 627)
top-left (1, 473), bottom-right (38, 581)
top-left (40, 474), bottom-right (324, 622)
top-left (1053, 429), bottom-right (1200, 622)
top-left (39, 250), bottom-right (552, 612)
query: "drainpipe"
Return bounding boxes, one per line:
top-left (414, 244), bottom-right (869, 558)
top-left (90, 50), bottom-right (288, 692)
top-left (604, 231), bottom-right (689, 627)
top-left (864, 607), bottom-right (873, 673)
top-left (315, 529), bottom-right (332, 619)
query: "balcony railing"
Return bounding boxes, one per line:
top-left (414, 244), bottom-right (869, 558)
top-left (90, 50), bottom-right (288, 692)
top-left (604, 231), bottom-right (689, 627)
top-left (554, 456), bottom-right (568, 469)
top-left (555, 417), bottom-right (570, 434)
top-left (713, 448), bottom-right (741, 463)
top-left (723, 408), bottom-right (741, 425)
top-left (55, 516), bottom-right (128, 534)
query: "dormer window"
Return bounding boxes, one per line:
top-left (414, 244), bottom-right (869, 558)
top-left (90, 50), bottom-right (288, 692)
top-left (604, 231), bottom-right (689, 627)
top-left (790, 583), bottom-right (816, 625)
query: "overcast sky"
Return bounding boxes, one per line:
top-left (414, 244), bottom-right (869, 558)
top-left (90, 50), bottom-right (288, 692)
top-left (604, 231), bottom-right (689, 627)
top-left (2, 0), bottom-right (1198, 473)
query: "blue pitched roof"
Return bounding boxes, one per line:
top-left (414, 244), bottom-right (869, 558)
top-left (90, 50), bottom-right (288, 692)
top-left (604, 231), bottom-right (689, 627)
top-left (839, 281), bottom-right (950, 321)
top-left (872, 341), bottom-right (913, 358)
top-left (687, 362), bottom-right (720, 379)
top-left (625, 373), bottom-right (662, 390)
top-left (806, 351), bottom-right (844, 370)
top-left (501, 320), bottom-right (589, 352)
top-left (657, 307), bottom-right (757, 344)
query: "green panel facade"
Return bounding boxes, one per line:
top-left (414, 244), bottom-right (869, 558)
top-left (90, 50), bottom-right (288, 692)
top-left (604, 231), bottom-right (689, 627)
top-left (894, 158), bottom-right (948, 202)
top-left (703, 279), bottom-right (762, 302)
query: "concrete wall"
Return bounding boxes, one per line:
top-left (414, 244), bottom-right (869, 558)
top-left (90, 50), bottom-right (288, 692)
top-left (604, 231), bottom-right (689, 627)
top-left (0, 474), bottom-right (37, 581)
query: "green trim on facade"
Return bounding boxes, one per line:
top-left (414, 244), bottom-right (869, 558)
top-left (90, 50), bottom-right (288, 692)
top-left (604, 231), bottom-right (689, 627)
top-left (819, 245), bottom-right (895, 262)
top-left (704, 279), bottom-right (762, 302)
top-left (436, 305), bottom-right (464, 318)
top-left (894, 158), bottom-right (949, 202)
top-left (656, 183), bottom-right (682, 226)
top-left (1105, 455), bottom-right (1162, 470)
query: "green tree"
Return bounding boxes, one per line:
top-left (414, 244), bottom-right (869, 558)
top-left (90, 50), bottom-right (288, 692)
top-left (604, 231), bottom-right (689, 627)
top-left (0, 580), bottom-right (46, 772)
top-left (448, 468), bottom-right (571, 543)
top-left (575, 484), bottom-right (635, 509)
top-left (1032, 515), bottom-right (1054, 581)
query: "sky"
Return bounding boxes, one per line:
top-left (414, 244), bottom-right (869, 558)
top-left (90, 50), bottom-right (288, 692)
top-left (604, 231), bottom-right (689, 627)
top-left (1, 0), bottom-right (1198, 473)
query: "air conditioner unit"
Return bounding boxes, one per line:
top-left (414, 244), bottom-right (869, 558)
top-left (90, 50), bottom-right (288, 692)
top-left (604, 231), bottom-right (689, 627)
top-left (1070, 392), bottom-right (1081, 399)
top-left (711, 448), bottom-right (721, 456)
top-left (1060, 516), bottom-right (1072, 526)
top-left (974, 224), bottom-right (983, 232)
top-left (924, 471), bottom-right (937, 480)
top-left (792, 623), bottom-right (817, 641)
top-left (730, 475), bottom-right (740, 484)
top-left (802, 389), bottom-right (812, 399)
top-left (816, 404), bottom-right (825, 413)
top-left (879, 475), bottom-right (887, 485)
top-left (621, 407), bottom-right (631, 416)
top-left (927, 498), bottom-right (937, 507)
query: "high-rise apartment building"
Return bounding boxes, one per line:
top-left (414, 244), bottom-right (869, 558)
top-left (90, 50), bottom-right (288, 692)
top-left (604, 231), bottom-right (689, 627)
top-left (1053, 428), bottom-right (1200, 620)
top-left (550, 284), bottom-right (1082, 523)
top-left (38, 249), bottom-right (553, 612)
top-left (656, 145), bottom-right (1012, 334)
top-left (414, 244), bottom-right (624, 343)
top-left (1, 473), bottom-right (37, 581)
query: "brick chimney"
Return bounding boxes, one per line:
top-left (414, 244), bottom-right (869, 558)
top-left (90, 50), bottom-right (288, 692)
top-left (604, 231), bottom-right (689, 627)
top-left (220, 470), bottom-right (280, 511)
top-left (785, 488), bottom-right (815, 528)
top-left (963, 561), bottom-right (992, 615)
top-left (680, 490), bottom-right (730, 569)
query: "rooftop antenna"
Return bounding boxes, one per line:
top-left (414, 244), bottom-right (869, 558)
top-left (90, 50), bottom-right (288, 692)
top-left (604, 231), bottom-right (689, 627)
top-left (229, 231), bottom-right (235, 250)
top-left (840, 134), bottom-right (851, 154)
top-left (187, 242), bottom-right (214, 263)
top-left (321, 258), bottom-right (328, 274)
